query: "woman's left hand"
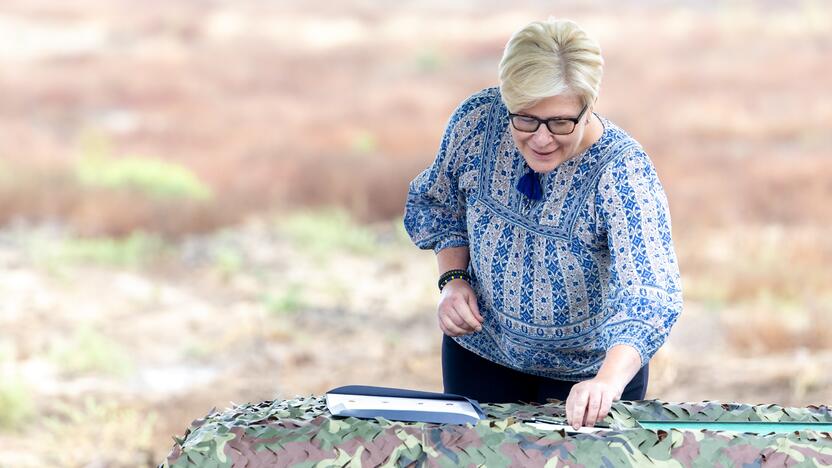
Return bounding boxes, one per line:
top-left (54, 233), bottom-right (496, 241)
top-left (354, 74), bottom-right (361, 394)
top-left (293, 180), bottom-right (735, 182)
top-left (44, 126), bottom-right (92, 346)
top-left (565, 377), bottom-right (624, 429)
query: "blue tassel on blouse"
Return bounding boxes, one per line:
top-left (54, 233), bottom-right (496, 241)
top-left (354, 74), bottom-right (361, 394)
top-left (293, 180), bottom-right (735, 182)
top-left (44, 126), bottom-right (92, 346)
top-left (516, 168), bottom-right (543, 200)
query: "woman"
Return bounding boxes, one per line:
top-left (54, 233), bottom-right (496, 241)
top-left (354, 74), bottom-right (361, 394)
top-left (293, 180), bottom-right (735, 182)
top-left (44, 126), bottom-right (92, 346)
top-left (403, 18), bottom-right (683, 429)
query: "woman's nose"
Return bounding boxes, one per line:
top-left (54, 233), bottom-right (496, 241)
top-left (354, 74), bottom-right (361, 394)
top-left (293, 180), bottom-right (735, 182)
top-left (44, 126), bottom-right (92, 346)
top-left (531, 125), bottom-right (554, 145)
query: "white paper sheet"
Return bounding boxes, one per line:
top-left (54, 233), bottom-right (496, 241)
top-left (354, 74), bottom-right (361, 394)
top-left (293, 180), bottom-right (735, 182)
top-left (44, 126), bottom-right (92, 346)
top-left (326, 393), bottom-right (481, 421)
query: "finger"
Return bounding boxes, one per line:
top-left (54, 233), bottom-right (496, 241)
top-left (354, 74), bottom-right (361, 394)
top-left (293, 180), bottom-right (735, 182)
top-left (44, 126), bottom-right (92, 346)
top-left (437, 319), bottom-right (448, 336)
top-left (439, 317), bottom-right (461, 336)
top-left (568, 388), bottom-right (589, 429)
top-left (466, 293), bottom-right (484, 323)
top-left (566, 384), bottom-right (578, 425)
top-left (446, 304), bottom-right (474, 332)
top-left (440, 313), bottom-right (467, 336)
top-left (439, 300), bottom-right (467, 328)
top-left (437, 312), bottom-right (450, 336)
top-left (454, 297), bottom-right (482, 331)
top-left (584, 391), bottom-right (602, 427)
top-left (598, 391), bottom-right (614, 426)
top-left (437, 309), bottom-right (452, 335)
top-left (447, 306), bottom-right (469, 329)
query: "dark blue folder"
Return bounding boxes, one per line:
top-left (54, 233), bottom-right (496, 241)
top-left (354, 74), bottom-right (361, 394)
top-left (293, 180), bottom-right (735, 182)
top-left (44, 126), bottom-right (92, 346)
top-left (326, 385), bottom-right (486, 425)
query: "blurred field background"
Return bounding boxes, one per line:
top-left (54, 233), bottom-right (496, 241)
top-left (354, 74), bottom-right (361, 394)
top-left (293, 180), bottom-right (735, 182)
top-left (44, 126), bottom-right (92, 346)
top-left (0, 0), bottom-right (830, 466)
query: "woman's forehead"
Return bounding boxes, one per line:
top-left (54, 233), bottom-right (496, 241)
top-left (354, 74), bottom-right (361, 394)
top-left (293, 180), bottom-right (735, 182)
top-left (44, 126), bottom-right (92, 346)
top-left (517, 93), bottom-right (584, 118)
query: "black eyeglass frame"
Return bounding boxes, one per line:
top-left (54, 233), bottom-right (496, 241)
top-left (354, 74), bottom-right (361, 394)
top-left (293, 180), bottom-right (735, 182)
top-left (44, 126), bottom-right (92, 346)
top-left (508, 104), bottom-right (589, 135)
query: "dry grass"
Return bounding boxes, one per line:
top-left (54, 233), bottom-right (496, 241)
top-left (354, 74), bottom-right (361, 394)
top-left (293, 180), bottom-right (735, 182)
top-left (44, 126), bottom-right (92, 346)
top-left (722, 305), bottom-right (832, 354)
top-left (678, 225), bottom-right (832, 355)
top-left (2, 1), bottom-right (827, 234)
top-left (679, 226), bottom-right (832, 305)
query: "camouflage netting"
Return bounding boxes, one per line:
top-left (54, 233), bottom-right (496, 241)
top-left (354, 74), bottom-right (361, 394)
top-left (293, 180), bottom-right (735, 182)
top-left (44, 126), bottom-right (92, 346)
top-left (163, 396), bottom-right (832, 467)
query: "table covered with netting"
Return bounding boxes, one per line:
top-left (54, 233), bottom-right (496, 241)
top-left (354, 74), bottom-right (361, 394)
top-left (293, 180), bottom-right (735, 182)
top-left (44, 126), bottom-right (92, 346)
top-left (163, 396), bottom-right (832, 467)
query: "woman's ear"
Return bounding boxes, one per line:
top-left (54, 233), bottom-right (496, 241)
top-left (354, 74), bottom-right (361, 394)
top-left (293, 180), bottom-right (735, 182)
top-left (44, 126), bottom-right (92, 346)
top-left (587, 98), bottom-right (598, 124)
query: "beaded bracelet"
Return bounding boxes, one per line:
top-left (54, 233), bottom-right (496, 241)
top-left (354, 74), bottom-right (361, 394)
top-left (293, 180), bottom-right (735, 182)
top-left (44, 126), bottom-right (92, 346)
top-left (438, 269), bottom-right (471, 291)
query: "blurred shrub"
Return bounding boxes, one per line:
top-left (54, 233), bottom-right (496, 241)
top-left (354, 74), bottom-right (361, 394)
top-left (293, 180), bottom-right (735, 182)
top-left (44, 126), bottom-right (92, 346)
top-left (278, 209), bottom-right (377, 257)
top-left (349, 130), bottom-right (378, 154)
top-left (32, 231), bottom-right (169, 270)
top-left (43, 397), bottom-right (157, 467)
top-left (414, 46), bottom-right (445, 73)
top-left (0, 341), bottom-right (34, 431)
top-left (392, 215), bottom-right (411, 244)
top-left (212, 246), bottom-right (244, 280)
top-left (263, 286), bottom-right (306, 316)
top-left (49, 325), bottom-right (134, 377)
top-left (75, 154), bottom-right (212, 201)
top-left (0, 377), bottom-right (33, 431)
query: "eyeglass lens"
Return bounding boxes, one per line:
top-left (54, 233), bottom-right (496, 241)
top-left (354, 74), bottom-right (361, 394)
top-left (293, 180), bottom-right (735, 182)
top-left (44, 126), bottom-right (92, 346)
top-left (511, 116), bottom-right (575, 135)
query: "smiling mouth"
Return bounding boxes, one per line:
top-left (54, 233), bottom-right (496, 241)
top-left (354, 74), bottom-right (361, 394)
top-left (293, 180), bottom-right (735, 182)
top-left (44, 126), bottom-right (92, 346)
top-left (533, 148), bottom-right (556, 157)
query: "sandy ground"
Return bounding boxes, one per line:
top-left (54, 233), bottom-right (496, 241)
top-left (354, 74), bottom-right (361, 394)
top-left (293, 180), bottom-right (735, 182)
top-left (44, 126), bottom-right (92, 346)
top-left (0, 217), bottom-right (830, 467)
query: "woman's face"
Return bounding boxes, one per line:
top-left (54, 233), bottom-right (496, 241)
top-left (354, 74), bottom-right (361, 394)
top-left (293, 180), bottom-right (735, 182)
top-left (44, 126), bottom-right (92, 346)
top-left (509, 93), bottom-right (592, 174)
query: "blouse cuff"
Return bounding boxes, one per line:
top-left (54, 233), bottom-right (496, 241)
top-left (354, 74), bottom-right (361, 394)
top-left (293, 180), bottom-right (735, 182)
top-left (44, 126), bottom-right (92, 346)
top-left (607, 334), bottom-right (658, 368)
top-left (432, 235), bottom-right (469, 254)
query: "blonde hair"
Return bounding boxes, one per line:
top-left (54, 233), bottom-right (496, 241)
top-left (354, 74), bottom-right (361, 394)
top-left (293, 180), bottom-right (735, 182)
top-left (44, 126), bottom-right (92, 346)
top-left (499, 18), bottom-right (604, 113)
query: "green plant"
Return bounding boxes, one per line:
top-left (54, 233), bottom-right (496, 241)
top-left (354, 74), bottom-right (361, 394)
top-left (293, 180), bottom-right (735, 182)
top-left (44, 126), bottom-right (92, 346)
top-left (33, 232), bottom-right (168, 269)
top-left (43, 397), bottom-right (158, 467)
top-left (0, 376), bottom-right (34, 431)
top-left (181, 340), bottom-right (214, 361)
top-left (0, 341), bottom-right (33, 431)
top-left (350, 130), bottom-right (378, 154)
top-left (392, 216), bottom-right (412, 245)
top-left (213, 246), bottom-right (244, 279)
top-left (263, 286), bottom-right (306, 316)
top-left (76, 154), bottom-right (212, 201)
top-left (414, 46), bottom-right (445, 73)
top-left (49, 325), bottom-right (134, 377)
top-left (278, 209), bottom-right (378, 257)
top-left (73, 132), bottom-right (211, 201)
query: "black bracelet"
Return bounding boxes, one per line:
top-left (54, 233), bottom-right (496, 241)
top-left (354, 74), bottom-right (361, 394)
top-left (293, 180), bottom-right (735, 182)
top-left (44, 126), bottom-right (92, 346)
top-left (438, 269), bottom-right (471, 291)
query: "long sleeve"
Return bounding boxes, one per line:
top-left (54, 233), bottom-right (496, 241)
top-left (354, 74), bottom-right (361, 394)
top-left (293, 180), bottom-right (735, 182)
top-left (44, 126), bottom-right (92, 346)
top-left (595, 147), bottom-right (683, 366)
top-left (403, 93), bottom-right (486, 253)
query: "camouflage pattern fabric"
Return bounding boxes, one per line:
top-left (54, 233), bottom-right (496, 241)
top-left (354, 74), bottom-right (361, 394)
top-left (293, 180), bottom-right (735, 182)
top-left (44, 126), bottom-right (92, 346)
top-left (162, 396), bottom-right (832, 467)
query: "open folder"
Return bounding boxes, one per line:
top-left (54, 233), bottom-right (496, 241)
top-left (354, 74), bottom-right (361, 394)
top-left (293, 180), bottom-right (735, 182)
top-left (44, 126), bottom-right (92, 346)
top-left (325, 385), bottom-right (486, 425)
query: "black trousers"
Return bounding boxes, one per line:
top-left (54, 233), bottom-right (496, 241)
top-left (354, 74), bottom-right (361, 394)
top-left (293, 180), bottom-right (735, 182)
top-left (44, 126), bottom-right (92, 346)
top-left (442, 335), bottom-right (649, 404)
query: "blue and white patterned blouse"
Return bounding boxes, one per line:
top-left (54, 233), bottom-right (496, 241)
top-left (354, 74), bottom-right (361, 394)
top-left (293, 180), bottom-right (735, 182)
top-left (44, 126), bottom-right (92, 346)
top-left (404, 86), bottom-right (683, 381)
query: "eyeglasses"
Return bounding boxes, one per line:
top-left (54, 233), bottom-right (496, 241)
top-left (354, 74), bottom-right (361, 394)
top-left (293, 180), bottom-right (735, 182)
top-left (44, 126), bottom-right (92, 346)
top-left (508, 104), bottom-right (589, 135)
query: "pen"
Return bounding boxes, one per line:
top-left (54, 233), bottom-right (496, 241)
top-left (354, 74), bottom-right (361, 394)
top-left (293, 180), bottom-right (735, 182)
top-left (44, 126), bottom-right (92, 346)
top-left (524, 416), bottom-right (612, 429)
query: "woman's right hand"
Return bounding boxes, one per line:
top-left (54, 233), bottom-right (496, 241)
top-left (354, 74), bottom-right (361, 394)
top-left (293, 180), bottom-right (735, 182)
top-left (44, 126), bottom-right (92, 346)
top-left (437, 279), bottom-right (484, 336)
